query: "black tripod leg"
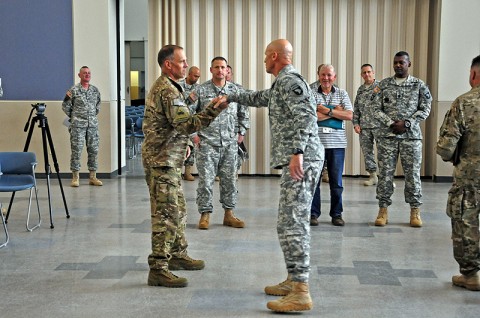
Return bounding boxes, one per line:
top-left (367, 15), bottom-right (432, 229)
top-left (44, 119), bottom-right (70, 218)
top-left (40, 124), bottom-right (54, 229)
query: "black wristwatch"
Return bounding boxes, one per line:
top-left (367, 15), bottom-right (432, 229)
top-left (404, 119), bottom-right (411, 129)
top-left (327, 109), bottom-right (333, 117)
top-left (293, 148), bottom-right (304, 155)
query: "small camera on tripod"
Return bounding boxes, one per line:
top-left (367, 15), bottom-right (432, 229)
top-left (32, 103), bottom-right (47, 115)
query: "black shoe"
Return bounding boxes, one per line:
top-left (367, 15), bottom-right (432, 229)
top-left (310, 216), bottom-right (319, 226)
top-left (331, 216), bottom-right (345, 226)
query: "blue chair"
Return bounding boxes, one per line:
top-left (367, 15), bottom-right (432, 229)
top-left (0, 162), bottom-right (9, 248)
top-left (134, 117), bottom-right (144, 154)
top-left (0, 152), bottom-right (41, 233)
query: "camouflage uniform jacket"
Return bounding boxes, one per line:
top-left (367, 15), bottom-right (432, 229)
top-left (178, 79), bottom-right (198, 95)
top-left (142, 74), bottom-right (223, 168)
top-left (62, 83), bottom-right (101, 128)
top-left (436, 85), bottom-right (480, 186)
top-left (371, 75), bottom-right (432, 139)
top-left (353, 80), bottom-right (380, 129)
top-left (228, 64), bottom-right (322, 168)
top-left (191, 80), bottom-right (249, 146)
top-left (178, 79), bottom-right (199, 111)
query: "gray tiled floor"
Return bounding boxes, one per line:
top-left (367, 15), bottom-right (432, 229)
top-left (0, 157), bottom-right (479, 318)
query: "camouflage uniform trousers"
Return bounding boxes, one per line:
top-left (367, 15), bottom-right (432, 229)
top-left (359, 128), bottom-right (377, 173)
top-left (196, 142), bottom-right (237, 213)
top-left (69, 126), bottom-right (99, 171)
top-left (446, 184), bottom-right (480, 276)
top-left (144, 166), bottom-right (188, 270)
top-left (278, 160), bottom-right (322, 282)
top-left (236, 155), bottom-right (244, 172)
top-left (376, 137), bottom-right (423, 208)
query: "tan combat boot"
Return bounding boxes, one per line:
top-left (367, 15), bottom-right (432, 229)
top-left (169, 254), bottom-right (205, 270)
top-left (198, 212), bottom-right (210, 230)
top-left (147, 269), bottom-right (188, 288)
top-left (364, 172), bottom-right (378, 186)
top-left (375, 207), bottom-right (388, 226)
top-left (265, 275), bottom-right (293, 296)
top-left (89, 170), bottom-right (103, 186)
top-left (410, 207), bottom-right (422, 227)
top-left (267, 281), bottom-right (313, 312)
top-left (452, 272), bottom-right (480, 291)
top-left (183, 166), bottom-right (195, 181)
top-left (223, 209), bottom-right (245, 228)
top-left (71, 171), bottom-right (79, 187)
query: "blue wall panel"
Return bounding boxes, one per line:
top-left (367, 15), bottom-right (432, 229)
top-left (0, 0), bottom-right (73, 100)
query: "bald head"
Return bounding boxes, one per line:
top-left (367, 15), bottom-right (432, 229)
top-left (267, 39), bottom-right (293, 62)
top-left (264, 39), bottom-right (293, 76)
top-left (186, 66), bottom-right (201, 85)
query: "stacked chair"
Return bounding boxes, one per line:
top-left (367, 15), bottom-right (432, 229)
top-left (125, 105), bottom-right (145, 158)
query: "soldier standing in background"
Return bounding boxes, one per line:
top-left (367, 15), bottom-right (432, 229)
top-left (226, 64), bottom-right (250, 177)
top-left (142, 45), bottom-right (227, 288)
top-left (62, 66), bottom-right (103, 187)
top-left (436, 54), bottom-right (480, 291)
top-left (214, 39), bottom-right (323, 312)
top-left (179, 66), bottom-right (201, 181)
top-left (191, 57), bottom-right (249, 230)
top-left (353, 64), bottom-right (380, 186)
top-left (371, 51), bottom-right (431, 227)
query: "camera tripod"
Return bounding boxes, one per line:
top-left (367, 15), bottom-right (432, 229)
top-left (6, 104), bottom-right (70, 229)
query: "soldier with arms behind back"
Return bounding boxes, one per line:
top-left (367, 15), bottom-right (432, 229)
top-left (62, 66), bottom-right (103, 187)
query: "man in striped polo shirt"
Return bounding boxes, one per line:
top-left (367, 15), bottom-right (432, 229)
top-left (310, 64), bottom-right (353, 226)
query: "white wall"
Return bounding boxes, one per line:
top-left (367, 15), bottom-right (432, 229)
top-left (124, 0), bottom-right (148, 41)
top-left (438, 0), bottom-right (480, 102)
top-left (434, 0), bottom-right (480, 177)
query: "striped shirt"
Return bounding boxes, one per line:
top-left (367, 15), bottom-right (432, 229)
top-left (310, 81), bottom-right (353, 149)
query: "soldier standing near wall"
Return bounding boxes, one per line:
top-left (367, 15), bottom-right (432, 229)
top-left (436, 55), bottom-right (480, 291)
top-left (179, 66), bottom-right (201, 181)
top-left (371, 51), bottom-right (432, 227)
top-left (226, 64), bottom-right (250, 178)
top-left (62, 66), bottom-right (103, 187)
top-left (353, 64), bottom-right (380, 186)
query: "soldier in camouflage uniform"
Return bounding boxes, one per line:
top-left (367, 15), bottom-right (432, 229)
top-left (142, 45), bottom-right (228, 288)
top-left (353, 64), bottom-right (380, 186)
top-left (226, 64), bottom-right (250, 177)
top-left (371, 51), bottom-right (431, 227)
top-left (190, 57), bottom-right (249, 230)
top-left (436, 55), bottom-right (480, 291)
top-left (215, 39), bottom-right (323, 312)
top-left (178, 66), bottom-right (201, 181)
top-left (62, 66), bottom-right (103, 187)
